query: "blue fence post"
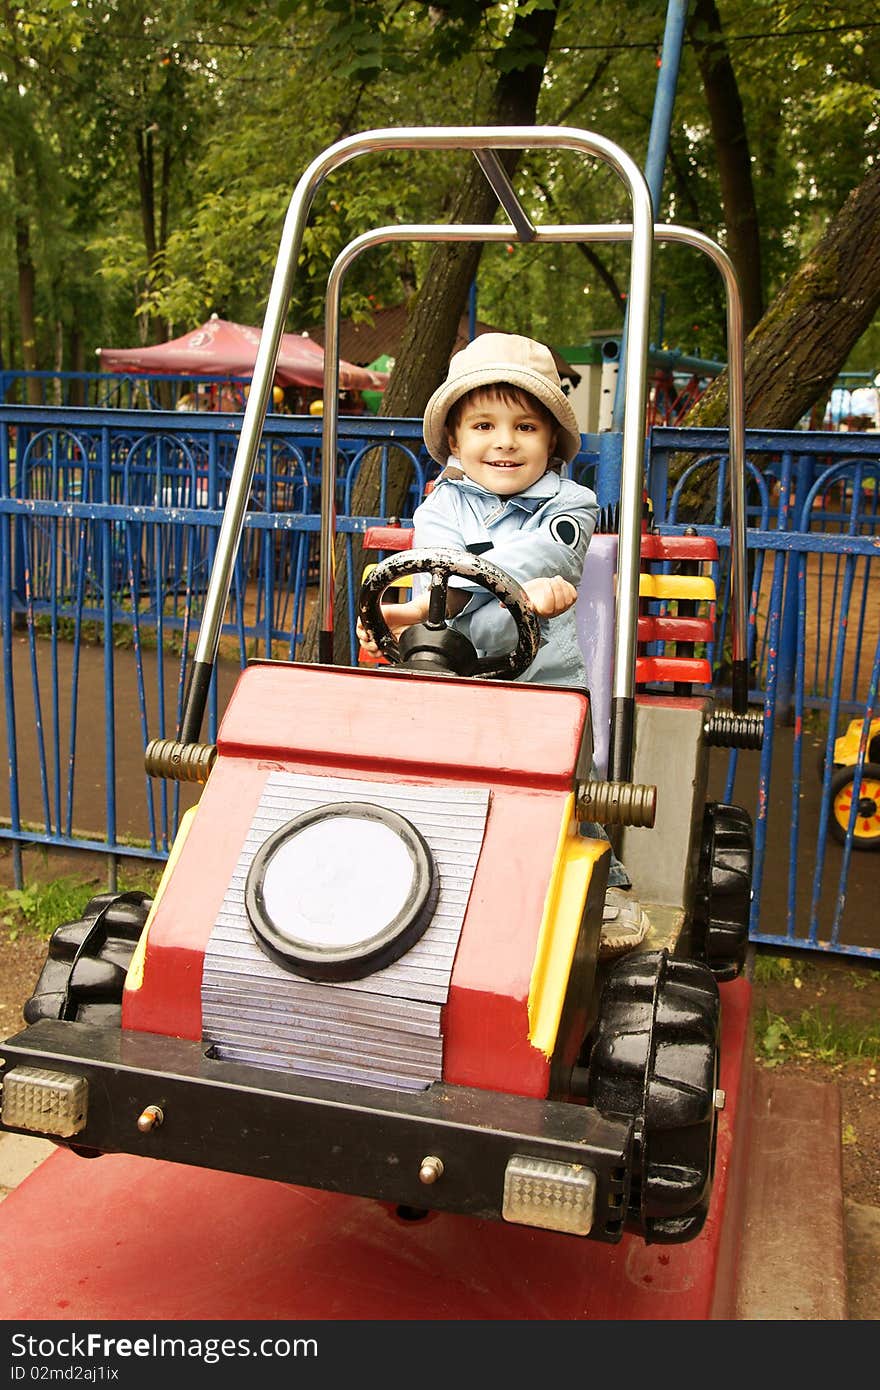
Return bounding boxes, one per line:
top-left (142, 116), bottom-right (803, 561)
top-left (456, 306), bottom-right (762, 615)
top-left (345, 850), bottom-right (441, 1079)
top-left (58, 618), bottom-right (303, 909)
top-left (646, 434), bottom-right (669, 523)
top-left (9, 418), bottom-right (27, 624)
top-left (0, 417), bottom-right (23, 887)
top-left (776, 450), bottom-right (815, 721)
top-left (596, 431), bottom-right (623, 509)
top-left (100, 423), bottom-right (118, 891)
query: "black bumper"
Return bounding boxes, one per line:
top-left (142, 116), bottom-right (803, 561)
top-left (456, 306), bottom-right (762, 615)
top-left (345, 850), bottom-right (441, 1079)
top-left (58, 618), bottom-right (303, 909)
top-left (0, 1020), bottom-right (633, 1243)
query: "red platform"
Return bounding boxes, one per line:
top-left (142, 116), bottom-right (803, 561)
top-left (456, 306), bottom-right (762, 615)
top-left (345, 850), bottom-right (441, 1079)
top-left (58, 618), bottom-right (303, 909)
top-left (0, 978), bottom-right (752, 1322)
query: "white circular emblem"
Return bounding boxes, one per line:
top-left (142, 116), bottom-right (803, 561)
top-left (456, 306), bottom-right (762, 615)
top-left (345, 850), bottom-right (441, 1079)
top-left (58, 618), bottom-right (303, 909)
top-left (549, 514), bottom-right (582, 548)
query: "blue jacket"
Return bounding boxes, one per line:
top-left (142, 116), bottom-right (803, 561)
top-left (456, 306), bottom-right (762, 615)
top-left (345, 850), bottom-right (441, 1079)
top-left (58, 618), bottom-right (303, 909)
top-left (412, 467), bottom-right (599, 686)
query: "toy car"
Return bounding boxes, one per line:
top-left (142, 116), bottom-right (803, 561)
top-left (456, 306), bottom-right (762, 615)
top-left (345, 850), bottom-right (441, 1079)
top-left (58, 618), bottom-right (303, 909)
top-left (821, 716), bottom-right (880, 851)
top-left (0, 127), bottom-right (763, 1250)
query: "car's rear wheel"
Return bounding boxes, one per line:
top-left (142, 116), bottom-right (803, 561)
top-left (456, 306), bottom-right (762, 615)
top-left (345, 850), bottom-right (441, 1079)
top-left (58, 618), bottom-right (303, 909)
top-left (690, 802), bottom-right (753, 981)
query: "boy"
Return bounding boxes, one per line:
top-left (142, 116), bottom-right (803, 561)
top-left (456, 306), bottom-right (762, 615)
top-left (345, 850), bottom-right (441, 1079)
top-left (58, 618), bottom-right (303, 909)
top-left (358, 332), bottom-right (649, 956)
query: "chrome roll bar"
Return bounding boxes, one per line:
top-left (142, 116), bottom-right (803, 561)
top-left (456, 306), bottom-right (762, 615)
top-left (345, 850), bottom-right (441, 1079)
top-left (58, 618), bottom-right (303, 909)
top-left (179, 126), bottom-right (749, 778)
top-left (178, 126), bottom-right (654, 755)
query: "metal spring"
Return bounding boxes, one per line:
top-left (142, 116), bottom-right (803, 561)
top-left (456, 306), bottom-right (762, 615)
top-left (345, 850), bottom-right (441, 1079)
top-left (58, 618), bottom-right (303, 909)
top-left (576, 779), bottom-right (657, 828)
top-left (144, 738), bottom-right (217, 782)
top-left (704, 709), bottom-right (764, 750)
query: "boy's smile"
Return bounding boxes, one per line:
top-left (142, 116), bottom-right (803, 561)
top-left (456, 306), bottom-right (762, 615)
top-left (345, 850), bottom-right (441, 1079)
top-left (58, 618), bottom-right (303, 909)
top-left (447, 395), bottom-right (557, 496)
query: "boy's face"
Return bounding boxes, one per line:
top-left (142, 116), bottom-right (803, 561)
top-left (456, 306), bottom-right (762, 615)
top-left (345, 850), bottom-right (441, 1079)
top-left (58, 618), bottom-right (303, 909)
top-left (446, 390), bottom-right (557, 496)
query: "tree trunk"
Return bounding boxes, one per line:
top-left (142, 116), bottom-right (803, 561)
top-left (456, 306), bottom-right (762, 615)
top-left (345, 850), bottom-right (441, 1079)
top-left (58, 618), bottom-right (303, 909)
top-left (52, 319), bottom-right (63, 405)
top-left (299, 0), bottom-right (560, 662)
top-left (69, 327), bottom-right (85, 407)
top-left (136, 122), bottom-right (167, 349)
top-left (378, 4), bottom-right (560, 422)
top-left (4, 2), bottom-right (41, 404)
top-left (136, 124), bottom-right (157, 266)
top-left (15, 208), bottom-right (40, 405)
top-left (687, 0), bottom-right (764, 332)
top-left (673, 162), bottom-right (880, 513)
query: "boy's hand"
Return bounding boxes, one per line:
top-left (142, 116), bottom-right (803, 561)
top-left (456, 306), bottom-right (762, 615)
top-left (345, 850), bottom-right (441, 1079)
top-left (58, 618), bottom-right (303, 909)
top-left (523, 575), bottom-right (578, 617)
top-left (356, 615), bottom-right (382, 657)
top-left (357, 577), bottom-right (576, 652)
top-left (357, 593), bottom-right (431, 655)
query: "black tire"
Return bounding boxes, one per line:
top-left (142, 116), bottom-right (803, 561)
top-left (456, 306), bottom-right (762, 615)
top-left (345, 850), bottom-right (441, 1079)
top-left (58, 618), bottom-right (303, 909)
top-left (827, 763), bottom-right (880, 852)
top-left (691, 802), bottom-right (753, 981)
top-left (587, 949), bottom-right (721, 1245)
top-left (23, 890), bottom-right (153, 1028)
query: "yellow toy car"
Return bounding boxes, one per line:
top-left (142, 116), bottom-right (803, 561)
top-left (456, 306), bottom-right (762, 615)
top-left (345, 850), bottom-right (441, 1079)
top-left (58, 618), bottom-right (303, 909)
top-left (824, 717), bottom-right (880, 851)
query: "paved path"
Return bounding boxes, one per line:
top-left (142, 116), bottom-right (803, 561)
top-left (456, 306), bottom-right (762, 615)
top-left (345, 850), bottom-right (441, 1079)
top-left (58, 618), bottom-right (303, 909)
top-left (0, 1066), bottom-right (862, 1319)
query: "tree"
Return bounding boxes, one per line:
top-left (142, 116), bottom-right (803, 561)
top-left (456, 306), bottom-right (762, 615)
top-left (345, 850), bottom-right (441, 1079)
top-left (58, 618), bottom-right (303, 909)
top-left (656, 1), bottom-right (878, 358)
top-left (377, 3), bottom-right (560, 419)
top-left (2, 0), bottom-right (876, 428)
top-left (0, 1), bottom-right (86, 398)
top-left (672, 160), bottom-right (880, 510)
top-left (686, 0), bottom-right (763, 332)
top-left (76, 2), bottom-right (230, 343)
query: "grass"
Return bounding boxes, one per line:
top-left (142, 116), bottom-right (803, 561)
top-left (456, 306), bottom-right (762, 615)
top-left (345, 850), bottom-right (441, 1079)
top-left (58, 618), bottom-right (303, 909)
top-left (756, 1006), bottom-right (880, 1066)
top-left (0, 865), bottom-right (164, 941)
top-left (754, 948), bottom-right (880, 1067)
top-left (29, 608), bottom-right (277, 663)
top-left (753, 951), bottom-right (805, 984)
top-left (31, 612), bottom-right (189, 655)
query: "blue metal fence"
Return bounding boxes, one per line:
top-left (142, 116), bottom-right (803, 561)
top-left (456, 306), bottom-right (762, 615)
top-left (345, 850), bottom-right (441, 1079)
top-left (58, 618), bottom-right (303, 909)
top-left (649, 427), bottom-right (880, 958)
top-left (1, 405), bottom-right (878, 957)
top-left (1, 369), bottom-right (256, 411)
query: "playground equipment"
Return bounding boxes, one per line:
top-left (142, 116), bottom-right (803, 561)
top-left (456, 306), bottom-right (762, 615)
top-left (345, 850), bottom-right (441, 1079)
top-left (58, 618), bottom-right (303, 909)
top-left (821, 717), bottom-right (880, 851)
top-left (0, 129), bottom-right (763, 1272)
top-left (560, 336), bottom-right (723, 433)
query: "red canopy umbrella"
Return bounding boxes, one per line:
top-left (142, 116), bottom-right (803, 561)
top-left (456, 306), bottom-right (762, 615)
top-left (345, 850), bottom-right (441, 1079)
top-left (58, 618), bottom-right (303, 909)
top-left (97, 316), bottom-right (388, 393)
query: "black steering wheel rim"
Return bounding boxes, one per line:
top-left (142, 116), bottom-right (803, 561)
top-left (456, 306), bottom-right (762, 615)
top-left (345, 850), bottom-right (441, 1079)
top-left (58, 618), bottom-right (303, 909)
top-left (358, 547), bottom-right (541, 680)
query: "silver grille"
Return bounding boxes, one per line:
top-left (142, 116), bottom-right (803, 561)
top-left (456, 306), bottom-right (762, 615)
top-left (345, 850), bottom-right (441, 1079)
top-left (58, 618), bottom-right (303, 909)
top-left (202, 772), bottom-right (489, 1091)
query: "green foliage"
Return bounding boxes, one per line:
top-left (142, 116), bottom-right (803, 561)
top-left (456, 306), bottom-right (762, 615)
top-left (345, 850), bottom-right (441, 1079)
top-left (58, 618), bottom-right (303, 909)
top-left (756, 1004), bottom-right (880, 1066)
top-left (0, 886), bottom-right (41, 942)
top-left (1, 1), bottom-right (877, 378)
top-left (752, 949), bottom-right (819, 984)
top-left (297, 0), bottom-right (414, 80)
top-left (0, 866), bottom-right (164, 942)
top-left (754, 946), bottom-right (880, 1066)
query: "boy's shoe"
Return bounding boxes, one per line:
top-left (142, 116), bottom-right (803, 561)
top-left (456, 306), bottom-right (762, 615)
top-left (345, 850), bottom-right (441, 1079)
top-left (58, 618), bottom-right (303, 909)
top-left (599, 887), bottom-right (650, 959)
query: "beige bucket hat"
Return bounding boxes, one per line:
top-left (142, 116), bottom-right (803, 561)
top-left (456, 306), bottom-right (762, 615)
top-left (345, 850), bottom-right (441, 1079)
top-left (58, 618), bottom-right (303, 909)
top-left (422, 332), bottom-right (582, 465)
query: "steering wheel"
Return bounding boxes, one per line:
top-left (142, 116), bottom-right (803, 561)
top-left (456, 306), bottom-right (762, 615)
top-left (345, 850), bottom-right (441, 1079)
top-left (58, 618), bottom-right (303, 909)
top-left (358, 547), bottom-right (541, 681)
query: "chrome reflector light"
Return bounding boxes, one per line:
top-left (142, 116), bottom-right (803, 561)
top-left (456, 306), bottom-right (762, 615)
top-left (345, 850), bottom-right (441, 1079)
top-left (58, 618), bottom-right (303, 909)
top-left (1, 1066), bottom-right (88, 1138)
top-left (502, 1154), bottom-right (597, 1236)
